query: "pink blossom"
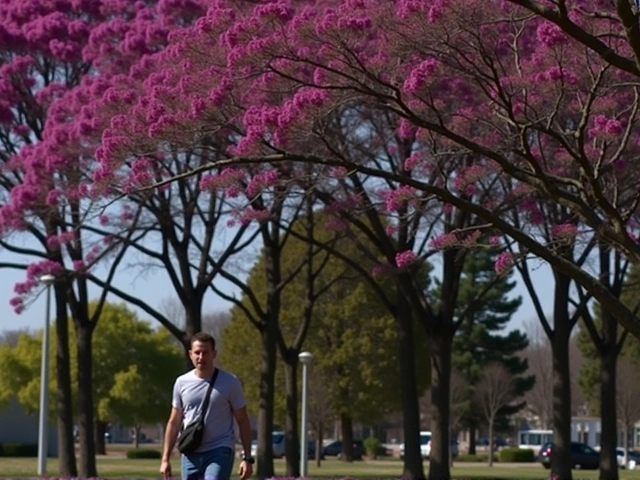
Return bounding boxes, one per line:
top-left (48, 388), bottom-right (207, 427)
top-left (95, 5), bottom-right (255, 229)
top-left (46, 235), bottom-right (60, 250)
top-left (395, 250), bottom-right (418, 269)
top-left (245, 170), bottom-right (279, 197)
top-left (384, 185), bottom-right (417, 212)
top-left (200, 168), bottom-right (246, 191)
top-left (397, 0), bottom-right (428, 18)
top-left (452, 165), bottom-right (486, 192)
top-left (13, 124), bottom-right (31, 136)
top-left (10, 296), bottom-right (25, 314)
top-left (536, 23), bottom-right (567, 48)
top-left (589, 115), bottom-right (624, 139)
top-left (551, 223), bottom-right (578, 239)
top-left (494, 252), bottom-right (513, 275)
top-left (25, 260), bottom-right (64, 280)
top-left (58, 231), bottom-right (75, 244)
top-left (225, 186), bottom-right (241, 198)
top-left (404, 153), bottom-right (424, 171)
top-left (462, 230), bottom-right (482, 246)
top-left (238, 208), bottom-right (270, 225)
top-left (403, 58), bottom-right (438, 93)
top-left (73, 260), bottom-right (86, 271)
top-left (398, 118), bottom-right (417, 139)
top-left (429, 233), bottom-right (458, 250)
top-left (45, 189), bottom-right (61, 206)
top-left (9, 296), bottom-right (24, 307)
top-left (330, 166), bottom-right (348, 178)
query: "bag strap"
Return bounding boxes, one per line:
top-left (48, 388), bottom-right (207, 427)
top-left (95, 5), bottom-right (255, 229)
top-left (197, 368), bottom-right (219, 422)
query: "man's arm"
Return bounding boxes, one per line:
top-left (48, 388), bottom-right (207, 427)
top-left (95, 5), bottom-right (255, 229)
top-left (161, 407), bottom-right (183, 462)
top-left (233, 406), bottom-right (252, 456)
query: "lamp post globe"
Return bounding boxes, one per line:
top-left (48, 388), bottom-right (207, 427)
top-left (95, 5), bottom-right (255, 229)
top-left (39, 274), bottom-right (55, 286)
top-left (298, 351), bottom-right (313, 364)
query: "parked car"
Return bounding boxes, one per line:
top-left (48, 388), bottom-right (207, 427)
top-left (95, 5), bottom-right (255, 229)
top-left (615, 448), bottom-right (640, 469)
top-left (307, 440), bottom-right (325, 459)
top-left (250, 431), bottom-right (286, 458)
top-left (399, 432), bottom-right (458, 459)
top-left (322, 440), bottom-right (364, 460)
top-left (250, 433), bottom-right (322, 459)
top-left (399, 431), bottom-right (431, 458)
top-left (538, 441), bottom-right (599, 470)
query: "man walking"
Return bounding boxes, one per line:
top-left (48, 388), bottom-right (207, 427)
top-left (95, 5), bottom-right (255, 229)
top-left (160, 332), bottom-right (254, 480)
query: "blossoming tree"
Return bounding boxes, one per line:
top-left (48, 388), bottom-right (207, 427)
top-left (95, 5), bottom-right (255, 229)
top-left (0, 0), bottom-right (209, 475)
top-left (24, 0), bottom-right (640, 478)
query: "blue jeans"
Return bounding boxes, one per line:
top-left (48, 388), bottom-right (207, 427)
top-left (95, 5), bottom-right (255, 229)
top-left (181, 446), bottom-right (235, 480)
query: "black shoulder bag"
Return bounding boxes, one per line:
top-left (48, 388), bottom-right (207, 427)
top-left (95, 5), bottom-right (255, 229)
top-left (176, 368), bottom-right (220, 454)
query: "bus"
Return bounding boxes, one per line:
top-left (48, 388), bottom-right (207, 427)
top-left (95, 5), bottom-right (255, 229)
top-left (518, 429), bottom-right (553, 455)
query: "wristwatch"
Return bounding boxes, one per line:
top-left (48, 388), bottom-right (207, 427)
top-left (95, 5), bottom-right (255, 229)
top-left (242, 455), bottom-right (255, 464)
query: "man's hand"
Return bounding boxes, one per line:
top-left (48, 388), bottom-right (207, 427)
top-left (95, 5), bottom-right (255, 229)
top-left (238, 460), bottom-right (253, 480)
top-left (160, 458), bottom-right (172, 478)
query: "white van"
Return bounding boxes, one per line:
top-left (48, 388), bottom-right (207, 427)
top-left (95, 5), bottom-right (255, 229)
top-left (399, 431), bottom-right (432, 458)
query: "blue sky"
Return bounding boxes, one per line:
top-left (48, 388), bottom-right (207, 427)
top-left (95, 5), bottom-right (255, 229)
top-left (0, 249), bottom-right (555, 336)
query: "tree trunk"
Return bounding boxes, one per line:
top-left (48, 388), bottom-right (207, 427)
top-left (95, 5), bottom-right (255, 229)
top-left (182, 299), bottom-right (204, 369)
top-left (340, 414), bottom-right (354, 462)
top-left (428, 327), bottom-right (452, 480)
top-left (134, 425), bottom-right (141, 449)
top-left (256, 326), bottom-right (278, 479)
top-left (76, 324), bottom-right (97, 477)
top-left (449, 426), bottom-right (454, 468)
top-left (550, 319), bottom-right (573, 480)
top-left (95, 420), bottom-right (107, 455)
top-left (487, 418), bottom-right (494, 467)
top-left (395, 300), bottom-right (426, 480)
top-left (316, 421), bottom-right (323, 467)
top-left (468, 425), bottom-right (476, 455)
top-left (182, 346), bottom-right (192, 370)
top-left (54, 286), bottom-right (77, 477)
top-left (623, 423), bottom-right (630, 469)
top-left (598, 311), bottom-right (619, 480)
top-left (283, 360), bottom-right (300, 477)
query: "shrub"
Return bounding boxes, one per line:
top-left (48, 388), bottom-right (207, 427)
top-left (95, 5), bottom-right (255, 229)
top-left (363, 436), bottom-right (382, 458)
top-left (455, 453), bottom-right (496, 462)
top-left (0, 443), bottom-right (38, 457)
top-left (499, 447), bottom-right (535, 462)
top-left (126, 448), bottom-right (162, 459)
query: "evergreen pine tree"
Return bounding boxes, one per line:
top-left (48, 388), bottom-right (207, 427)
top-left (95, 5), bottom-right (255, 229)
top-left (577, 265), bottom-right (640, 414)
top-left (444, 247), bottom-right (534, 448)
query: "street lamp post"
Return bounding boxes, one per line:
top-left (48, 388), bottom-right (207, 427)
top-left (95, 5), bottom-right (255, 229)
top-left (37, 274), bottom-right (55, 476)
top-left (298, 351), bottom-right (313, 478)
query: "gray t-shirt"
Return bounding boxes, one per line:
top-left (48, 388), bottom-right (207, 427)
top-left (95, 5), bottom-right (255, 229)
top-left (172, 368), bottom-right (246, 453)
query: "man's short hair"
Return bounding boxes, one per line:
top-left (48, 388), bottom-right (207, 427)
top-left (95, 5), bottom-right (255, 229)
top-left (190, 332), bottom-right (216, 350)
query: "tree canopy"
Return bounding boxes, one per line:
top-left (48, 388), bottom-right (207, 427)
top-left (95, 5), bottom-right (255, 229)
top-left (221, 214), bottom-right (430, 425)
top-left (0, 301), bottom-right (183, 427)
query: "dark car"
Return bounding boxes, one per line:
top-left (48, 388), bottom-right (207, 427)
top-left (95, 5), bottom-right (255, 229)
top-left (538, 441), bottom-right (599, 470)
top-left (307, 440), bottom-right (325, 459)
top-left (322, 440), bottom-right (364, 460)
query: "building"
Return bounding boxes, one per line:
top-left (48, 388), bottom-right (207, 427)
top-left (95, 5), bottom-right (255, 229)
top-left (571, 416), bottom-right (640, 449)
top-left (0, 396), bottom-right (57, 456)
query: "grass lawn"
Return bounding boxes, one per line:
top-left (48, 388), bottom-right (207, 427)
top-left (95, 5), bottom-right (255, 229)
top-left (2, 456), bottom-right (640, 479)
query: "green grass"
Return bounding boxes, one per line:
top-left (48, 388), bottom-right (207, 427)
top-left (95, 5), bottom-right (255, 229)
top-left (2, 456), bottom-right (639, 479)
